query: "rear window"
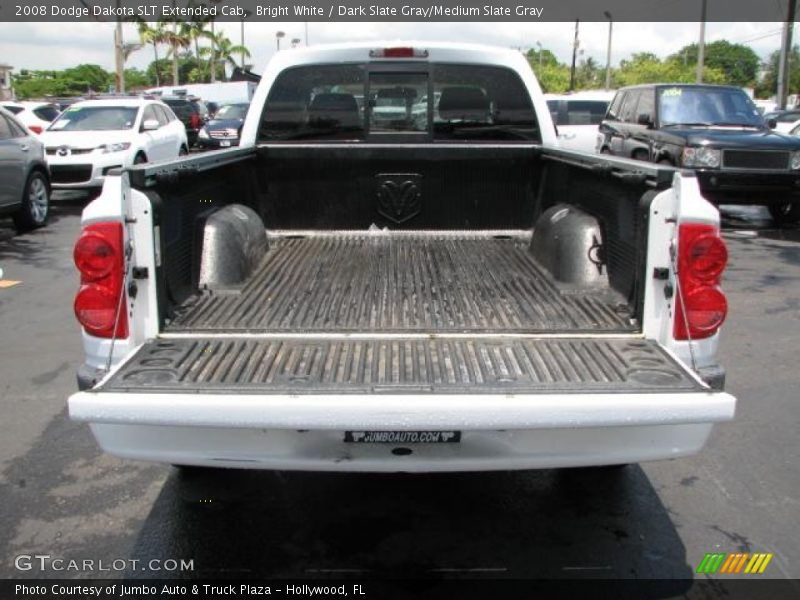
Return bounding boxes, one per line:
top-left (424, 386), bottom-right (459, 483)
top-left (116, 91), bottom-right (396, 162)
top-left (258, 63), bottom-right (539, 143)
top-left (2, 105), bottom-right (24, 115)
top-left (163, 99), bottom-right (192, 118)
top-left (549, 100), bottom-right (609, 126)
top-left (32, 105), bottom-right (60, 121)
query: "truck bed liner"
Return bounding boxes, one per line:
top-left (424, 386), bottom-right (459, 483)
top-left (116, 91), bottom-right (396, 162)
top-left (166, 232), bottom-right (634, 334)
top-left (100, 337), bottom-right (701, 394)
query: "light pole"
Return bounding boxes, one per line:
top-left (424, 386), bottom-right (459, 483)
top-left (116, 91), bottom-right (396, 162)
top-left (697, 0), bottom-right (707, 83)
top-left (276, 30), bottom-right (285, 51)
top-left (569, 19), bottom-right (580, 91)
top-left (240, 10), bottom-right (251, 68)
top-left (604, 10), bottom-right (613, 90)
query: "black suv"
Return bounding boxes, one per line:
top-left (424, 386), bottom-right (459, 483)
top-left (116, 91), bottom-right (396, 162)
top-left (161, 96), bottom-right (208, 146)
top-left (598, 84), bottom-right (800, 223)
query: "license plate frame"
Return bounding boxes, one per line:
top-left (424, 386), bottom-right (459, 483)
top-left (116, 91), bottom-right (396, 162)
top-left (344, 431), bottom-right (461, 444)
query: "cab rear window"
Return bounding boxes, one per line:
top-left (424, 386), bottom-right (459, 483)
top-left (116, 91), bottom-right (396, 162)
top-left (258, 63), bottom-right (539, 143)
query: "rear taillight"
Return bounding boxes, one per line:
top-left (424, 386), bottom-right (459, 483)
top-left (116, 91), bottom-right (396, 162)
top-left (28, 125), bottom-right (43, 134)
top-left (73, 222), bottom-right (128, 338)
top-left (674, 223), bottom-right (728, 340)
top-left (190, 113), bottom-right (201, 129)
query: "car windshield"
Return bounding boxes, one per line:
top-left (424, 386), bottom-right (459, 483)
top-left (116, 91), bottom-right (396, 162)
top-left (215, 104), bottom-right (248, 119)
top-left (48, 106), bottom-right (138, 131)
top-left (658, 87), bottom-right (764, 128)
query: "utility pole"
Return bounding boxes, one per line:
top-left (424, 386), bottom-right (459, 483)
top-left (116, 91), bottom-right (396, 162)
top-left (696, 0), bottom-right (707, 83)
top-left (305, 22), bottom-right (309, 46)
top-left (569, 19), bottom-right (579, 92)
top-left (604, 11), bottom-right (613, 90)
top-left (778, 0), bottom-right (797, 109)
top-left (114, 19), bottom-right (125, 93)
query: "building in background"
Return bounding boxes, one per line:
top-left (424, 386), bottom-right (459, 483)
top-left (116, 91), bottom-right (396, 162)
top-left (0, 64), bottom-right (12, 100)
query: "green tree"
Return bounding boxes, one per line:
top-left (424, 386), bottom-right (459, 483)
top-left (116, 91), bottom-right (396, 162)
top-left (200, 32), bottom-right (250, 80)
top-left (614, 52), bottom-right (726, 87)
top-left (161, 19), bottom-right (192, 85)
top-left (12, 64), bottom-right (113, 98)
top-left (124, 68), bottom-right (151, 89)
top-left (670, 40), bottom-right (760, 87)
top-left (755, 46), bottom-right (800, 98)
top-left (137, 21), bottom-right (166, 86)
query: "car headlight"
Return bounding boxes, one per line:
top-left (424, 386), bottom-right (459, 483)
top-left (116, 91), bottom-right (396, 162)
top-left (791, 151), bottom-right (800, 170)
top-left (198, 128), bottom-right (209, 139)
top-left (682, 146), bottom-right (721, 168)
top-left (99, 142), bottom-right (131, 154)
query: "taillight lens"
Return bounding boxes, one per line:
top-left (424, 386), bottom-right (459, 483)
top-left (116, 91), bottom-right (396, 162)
top-left (74, 231), bottom-right (116, 280)
top-left (190, 112), bottom-right (201, 129)
top-left (74, 285), bottom-right (121, 336)
top-left (28, 125), bottom-right (43, 134)
top-left (73, 222), bottom-right (128, 338)
top-left (674, 223), bottom-right (728, 340)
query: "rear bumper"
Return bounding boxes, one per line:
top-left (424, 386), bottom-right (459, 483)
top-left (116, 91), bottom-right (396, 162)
top-left (69, 389), bottom-right (735, 471)
top-left (86, 422), bottom-right (717, 472)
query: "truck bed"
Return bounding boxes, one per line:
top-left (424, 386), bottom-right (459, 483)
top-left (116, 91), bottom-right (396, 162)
top-left (166, 231), bottom-right (635, 334)
top-left (100, 337), bottom-right (700, 394)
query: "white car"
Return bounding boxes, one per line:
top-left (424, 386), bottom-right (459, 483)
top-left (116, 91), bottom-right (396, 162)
top-left (40, 98), bottom-right (188, 191)
top-left (0, 101), bottom-right (60, 135)
top-left (545, 90), bottom-right (615, 152)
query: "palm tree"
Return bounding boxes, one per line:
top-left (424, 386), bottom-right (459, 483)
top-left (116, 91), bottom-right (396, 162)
top-left (206, 0), bottom-right (223, 83)
top-left (161, 19), bottom-right (192, 85)
top-left (137, 21), bottom-right (165, 86)
top-left (200, 33), bottom-right (250, 81)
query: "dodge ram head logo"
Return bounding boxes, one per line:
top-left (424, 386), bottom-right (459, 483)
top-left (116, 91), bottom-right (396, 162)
top-left (375, 173), bottom-right (422, 224)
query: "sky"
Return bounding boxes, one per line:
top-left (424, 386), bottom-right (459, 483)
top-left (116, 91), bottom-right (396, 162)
top-left (0, 21), bottom-right (789, 75)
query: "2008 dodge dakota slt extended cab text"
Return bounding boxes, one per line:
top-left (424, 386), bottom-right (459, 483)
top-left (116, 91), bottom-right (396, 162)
top-left (68, 42), bottom-right (736, 472)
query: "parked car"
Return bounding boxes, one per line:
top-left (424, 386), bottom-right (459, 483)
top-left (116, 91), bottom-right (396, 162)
top-left (47, 96), bottom-right (86, 111)
top-left (160, 95), bottom-right (208, 146)
top-left (40, 98), bottom-right (188, 193)
top-left (69, 43), bottom-right (735, 474)
top-left (598, 83), bottom-right (800, 223)
top-left (763, 109), bottom-right (800, 132)
top-left (0, 101), bottom-right (61, 134)
top-left (546, 90), bottom-right (614, 152)
top-left (196, 102), bottom-right (249, 149)
top-left (0, 106), bottom-right (50, 232)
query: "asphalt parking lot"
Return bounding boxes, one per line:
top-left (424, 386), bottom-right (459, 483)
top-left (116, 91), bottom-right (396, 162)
top-left (0, 196), bottom-right (798, 587)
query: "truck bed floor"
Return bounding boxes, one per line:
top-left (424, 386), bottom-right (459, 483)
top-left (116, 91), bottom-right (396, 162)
top-left (166, 231), bottom-right (634, 334)
top-left (101, 337), bottom-right (699, 394)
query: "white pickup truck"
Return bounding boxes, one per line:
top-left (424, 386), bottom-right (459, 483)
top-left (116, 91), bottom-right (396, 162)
top-left (68, 42), bottom-right (736, 472)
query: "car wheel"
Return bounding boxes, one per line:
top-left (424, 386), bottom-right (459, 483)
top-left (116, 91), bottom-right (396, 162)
top-left (13, 171), bottom-right (50, 233)
top-left (179, 145), bottom-right (188, 156)
top-left (133, 152), bottom-right (147, 165)
top-left (769, 201), bottom-right (800, 225)
top-left (658, 158), bottom-right (674, 166)
top-left (632, 149), bottom-right (649, 161)
top-left (600, 147), bottom-right (611, 155)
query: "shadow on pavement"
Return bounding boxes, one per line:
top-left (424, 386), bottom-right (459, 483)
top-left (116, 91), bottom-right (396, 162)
top-left (0, 193), bottom-right (85, 265)
top-left (124, 464), bottom-right (694, 588)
